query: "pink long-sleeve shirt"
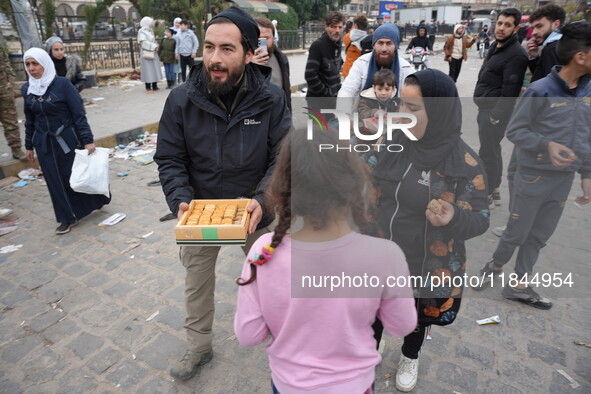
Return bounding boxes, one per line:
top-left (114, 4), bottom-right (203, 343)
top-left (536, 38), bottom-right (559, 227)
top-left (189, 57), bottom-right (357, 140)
top-left (234, 232), bottom-right (417, 394)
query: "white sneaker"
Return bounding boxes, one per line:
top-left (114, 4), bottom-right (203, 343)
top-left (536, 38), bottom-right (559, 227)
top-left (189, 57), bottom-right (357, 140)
top-left (0, 208), bottom-right (13, 219)
top-left (492, 225), bottom-right (506, 237)
top-left (396, 354), bottom-right (419, 392)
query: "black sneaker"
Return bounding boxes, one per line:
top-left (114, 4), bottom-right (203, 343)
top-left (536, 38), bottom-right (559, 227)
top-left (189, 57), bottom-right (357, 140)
top-left (472, 261), bottom-right (502, 291)
top-left (502, 285), bottom-right (553, 309)
top-left (492, 191), bottom-right (501, 206)
top-left (55, 221), bottom-right (77, 235)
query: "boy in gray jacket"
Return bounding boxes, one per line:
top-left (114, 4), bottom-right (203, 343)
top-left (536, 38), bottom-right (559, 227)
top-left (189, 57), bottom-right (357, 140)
top-left (475, 21), bottom-right (591, 309)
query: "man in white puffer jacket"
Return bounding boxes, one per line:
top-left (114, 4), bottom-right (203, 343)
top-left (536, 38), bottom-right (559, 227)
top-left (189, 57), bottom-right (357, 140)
top-left (337, 23), bottom-right (414, 114)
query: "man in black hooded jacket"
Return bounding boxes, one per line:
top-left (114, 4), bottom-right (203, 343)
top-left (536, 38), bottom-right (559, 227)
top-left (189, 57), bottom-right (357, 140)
top-left (406, 25), bottom-right (433, 52)
top-left (154, 7), bottom-right (291, 381)
top-left (406, 25), bottom-right (433, 68)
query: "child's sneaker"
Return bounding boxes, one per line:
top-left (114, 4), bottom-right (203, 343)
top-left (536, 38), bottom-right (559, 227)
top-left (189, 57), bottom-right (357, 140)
top-left (488, 195), bottom-right (495, 210)
top-left (492, 191), bottom-right (501, 206)
top-left (492, 225), bottom-right (506, 237)
top-left (396, 354), bottom-right (419, 392)
top-left (0, 208), bottom-right (13, 219)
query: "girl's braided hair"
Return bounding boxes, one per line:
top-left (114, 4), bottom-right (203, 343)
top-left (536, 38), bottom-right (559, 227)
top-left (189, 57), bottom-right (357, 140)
top-left (237, 128), bottom-right (374, 286)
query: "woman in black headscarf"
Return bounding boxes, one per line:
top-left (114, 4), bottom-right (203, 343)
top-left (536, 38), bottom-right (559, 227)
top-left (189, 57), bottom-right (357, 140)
top-left (372, 69), bottom-right (489, 392)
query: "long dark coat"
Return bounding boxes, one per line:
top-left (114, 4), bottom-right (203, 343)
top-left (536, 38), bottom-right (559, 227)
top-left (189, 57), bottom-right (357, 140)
top-left (23, 76), bottom-right (110, 224)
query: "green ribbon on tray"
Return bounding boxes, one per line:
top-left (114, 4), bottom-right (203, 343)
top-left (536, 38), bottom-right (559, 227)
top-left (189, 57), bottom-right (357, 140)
top-left (201, 228), bottom-right (219, 240)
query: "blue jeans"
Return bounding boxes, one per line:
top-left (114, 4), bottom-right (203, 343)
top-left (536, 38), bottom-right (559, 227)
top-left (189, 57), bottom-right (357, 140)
top-left (164, 63), bottom-right (175, 81)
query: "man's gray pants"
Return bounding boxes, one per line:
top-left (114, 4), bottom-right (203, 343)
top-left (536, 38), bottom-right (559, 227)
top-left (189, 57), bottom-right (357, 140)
top-left (492, 168), bottom-right (574, 277)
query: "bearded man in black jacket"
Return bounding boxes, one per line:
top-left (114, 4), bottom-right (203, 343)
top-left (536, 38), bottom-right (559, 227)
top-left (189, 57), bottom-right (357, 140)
top-left (155, 7), bottom-right (291, 382)
top-left (473, 8), bottom-right (528, 209)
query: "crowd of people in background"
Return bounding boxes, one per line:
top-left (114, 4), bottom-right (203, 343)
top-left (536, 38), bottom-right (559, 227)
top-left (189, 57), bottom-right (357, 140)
top-left (1, 3), bottom-right (590, 393)
top-left (299, 5), bottom-right (590, 392)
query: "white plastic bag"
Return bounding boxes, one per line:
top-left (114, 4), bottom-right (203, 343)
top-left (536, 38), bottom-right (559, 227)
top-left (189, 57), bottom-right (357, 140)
top-left (69, 148), bottom-right (110, 197)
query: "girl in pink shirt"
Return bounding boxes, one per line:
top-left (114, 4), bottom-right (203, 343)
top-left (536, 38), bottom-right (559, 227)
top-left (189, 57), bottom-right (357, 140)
top-left (234, 130), bottom-right (418, 393)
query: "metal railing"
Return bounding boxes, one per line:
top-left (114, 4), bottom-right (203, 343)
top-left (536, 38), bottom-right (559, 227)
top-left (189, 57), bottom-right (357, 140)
top-left (66, 39), bottom-right (140, 70)
top-left (278, 28), bottom-right (325, 50)
top-left (61, 28), bottom-right (324, 71)
top-left (29, 27), bottom-right (325, 72)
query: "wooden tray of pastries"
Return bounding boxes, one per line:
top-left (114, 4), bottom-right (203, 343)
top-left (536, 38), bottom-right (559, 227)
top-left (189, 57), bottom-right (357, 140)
top-left (175, 199), bottom-right (251, 245)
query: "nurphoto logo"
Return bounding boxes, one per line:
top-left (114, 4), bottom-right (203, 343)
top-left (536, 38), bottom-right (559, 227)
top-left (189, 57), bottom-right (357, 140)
top-left (305, 108), bottom-right (418, 153)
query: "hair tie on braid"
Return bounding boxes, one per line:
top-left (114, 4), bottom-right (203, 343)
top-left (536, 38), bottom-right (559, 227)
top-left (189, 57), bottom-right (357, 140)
top-left (248, 244), bottom-right (275, 265)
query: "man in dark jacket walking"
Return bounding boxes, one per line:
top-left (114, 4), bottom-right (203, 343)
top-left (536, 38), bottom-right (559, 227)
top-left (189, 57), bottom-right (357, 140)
top-left (473, 8), bottom-right (528, 209)
top-left (154, 7), bottom-right (291, 382)
top-left (252, 17), bottom-right (292, 110)
top-left (305, 11), bottom-right (345, 109)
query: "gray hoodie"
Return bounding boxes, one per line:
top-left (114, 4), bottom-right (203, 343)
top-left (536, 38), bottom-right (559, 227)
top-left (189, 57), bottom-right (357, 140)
top-left (348, 29), bottom-right (368, 50)
top-left (507, 66), bottom-right (591, 179)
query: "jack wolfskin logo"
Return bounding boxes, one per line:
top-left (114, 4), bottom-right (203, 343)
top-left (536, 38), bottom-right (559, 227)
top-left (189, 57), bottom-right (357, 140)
top-left (244, 119), bottom-right (261, 125)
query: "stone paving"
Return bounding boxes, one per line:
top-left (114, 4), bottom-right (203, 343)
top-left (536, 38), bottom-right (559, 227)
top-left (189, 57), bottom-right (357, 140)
top-left (1, 44), bottom-right (590, 394)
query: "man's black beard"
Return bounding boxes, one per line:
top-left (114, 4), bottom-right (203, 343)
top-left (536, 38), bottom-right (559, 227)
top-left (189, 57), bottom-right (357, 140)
top-left (376, 53), bottom-right (394, 68)
top-left (205, 66), bottom-right (244, 96)
top-left (496, 32), bottom-right (515, 44)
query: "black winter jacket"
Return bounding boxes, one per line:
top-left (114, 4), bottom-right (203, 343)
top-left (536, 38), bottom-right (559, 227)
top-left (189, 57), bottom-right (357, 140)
top-left (528, 40), bottom-right (560, 83)
top-left (473, 34), bottom-right (528, 120)
top-left (154, 62), bottom-right (291, 228)
top-left (406, 35), bottom-right (432, 51)
top-left (374, 141), bottom-right (490, 326)
top-left (305, 32), bottom-right (343, 97)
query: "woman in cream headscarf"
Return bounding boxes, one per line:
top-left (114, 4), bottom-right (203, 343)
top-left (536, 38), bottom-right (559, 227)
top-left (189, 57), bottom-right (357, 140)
top-left (22, 48), bottom-right (110, 234)
top-left (137, 16), bottom-right (163, 92)
top-left (172, 17), bottom-right (182, 83)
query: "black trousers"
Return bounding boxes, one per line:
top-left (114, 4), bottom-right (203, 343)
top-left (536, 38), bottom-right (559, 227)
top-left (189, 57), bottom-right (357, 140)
top-left (477, 109), bottom-right (509, 194)
top-left (372, 318), bottom-right (428, 359)
top-left (179, 55), bottom-right (195, 82)
top-left (448, 58), bottom-right (463, 82)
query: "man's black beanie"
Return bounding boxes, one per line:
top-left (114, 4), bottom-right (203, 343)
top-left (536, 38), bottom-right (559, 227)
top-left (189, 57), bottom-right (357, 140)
top-left (209, 7), bottom-right (260, 52)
